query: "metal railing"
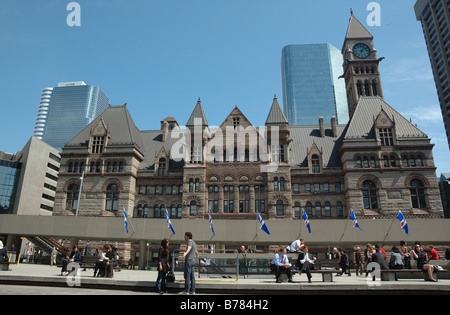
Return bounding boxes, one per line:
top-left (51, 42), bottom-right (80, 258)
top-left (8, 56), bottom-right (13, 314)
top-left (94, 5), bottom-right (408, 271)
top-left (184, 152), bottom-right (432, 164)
top-left (169, 250), bottom-right (300, 280)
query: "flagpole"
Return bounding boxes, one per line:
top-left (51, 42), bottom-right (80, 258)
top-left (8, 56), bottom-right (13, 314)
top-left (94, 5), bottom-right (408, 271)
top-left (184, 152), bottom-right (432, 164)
top-left (382, 216), bottom-right (395, 244)
top-left (75, 170), bottom-right (84, 217)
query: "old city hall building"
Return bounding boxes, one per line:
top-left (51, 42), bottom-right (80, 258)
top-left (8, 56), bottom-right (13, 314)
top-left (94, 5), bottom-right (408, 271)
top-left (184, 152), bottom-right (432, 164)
top-left (52, 14), bottom-right (444, 237)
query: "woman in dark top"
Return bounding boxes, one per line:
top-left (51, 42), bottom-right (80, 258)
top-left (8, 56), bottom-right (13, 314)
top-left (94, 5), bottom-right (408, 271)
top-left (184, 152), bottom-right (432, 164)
top-left (412, 244), bottom-right (436, 282)
top-left (156, 238), bottom-right (170, 294)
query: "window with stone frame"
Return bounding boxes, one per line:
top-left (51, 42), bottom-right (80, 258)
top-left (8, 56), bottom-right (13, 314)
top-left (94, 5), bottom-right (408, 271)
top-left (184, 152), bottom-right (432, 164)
top-left (410, 179), bottom-right (427, 209)
top-left (66, 183), bottom-right (79, 212)
top-left (379, 128), bottom-right (394, 146)
top-left (105, 184), bottom-right (119, 212)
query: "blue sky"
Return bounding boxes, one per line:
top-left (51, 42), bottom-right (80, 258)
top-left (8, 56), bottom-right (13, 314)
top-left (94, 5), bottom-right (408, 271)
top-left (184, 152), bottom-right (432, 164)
top-left (1, 0), bottom-right (449, 175)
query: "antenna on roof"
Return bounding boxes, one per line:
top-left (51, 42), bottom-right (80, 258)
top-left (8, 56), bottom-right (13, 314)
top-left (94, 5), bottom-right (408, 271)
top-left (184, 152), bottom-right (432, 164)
top-left (350, 8), bottom-right (353, 15)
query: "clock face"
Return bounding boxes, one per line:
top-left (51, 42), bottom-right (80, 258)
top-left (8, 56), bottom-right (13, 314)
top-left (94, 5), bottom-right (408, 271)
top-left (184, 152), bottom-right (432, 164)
top-left (353, 43), bottom-right (370, 59)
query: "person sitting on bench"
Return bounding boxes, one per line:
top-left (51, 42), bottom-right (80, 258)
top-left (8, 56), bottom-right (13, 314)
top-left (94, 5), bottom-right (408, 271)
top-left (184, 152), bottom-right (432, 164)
top-left (270, 247), bottom-right (293, 283)
top-left (297, 246), bottom-right (316, 283)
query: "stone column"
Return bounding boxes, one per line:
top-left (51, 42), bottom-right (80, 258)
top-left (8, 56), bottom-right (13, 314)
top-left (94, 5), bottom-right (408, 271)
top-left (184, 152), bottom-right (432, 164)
top-left (139, 240), bottom-right (146, 270)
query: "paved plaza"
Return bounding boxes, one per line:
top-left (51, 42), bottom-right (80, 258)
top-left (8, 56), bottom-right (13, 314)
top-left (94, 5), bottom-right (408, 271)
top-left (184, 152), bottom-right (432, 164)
top-left (0, 263), bottom-right (449, 296)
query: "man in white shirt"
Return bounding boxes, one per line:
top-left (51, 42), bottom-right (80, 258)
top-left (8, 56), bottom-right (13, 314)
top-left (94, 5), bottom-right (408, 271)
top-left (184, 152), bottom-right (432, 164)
top-left (270, 247), bottom-right (293, 283)
top-left (286, 239), bottom-right (305, 253)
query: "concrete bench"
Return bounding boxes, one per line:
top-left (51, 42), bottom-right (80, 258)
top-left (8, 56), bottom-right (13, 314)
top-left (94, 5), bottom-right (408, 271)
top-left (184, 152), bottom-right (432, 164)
top-left (0, 262), bottom-right (11, 271)
top-left (379, 268), bottom-right (447, 281)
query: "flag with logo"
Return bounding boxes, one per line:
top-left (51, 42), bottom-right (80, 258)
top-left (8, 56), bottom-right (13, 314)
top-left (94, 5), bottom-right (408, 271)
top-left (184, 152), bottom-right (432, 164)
top-left (302, 209), bottom-right (311, 234)
top-left (123, 208), bottom-right (129, 233)
top-left (257, 211), bottom-right (270, 235)
top-left (208, 209), bottom-right (215, 236)
top-left (349, 209), bottom-right (364, 231)
top-left (166, 209), bottom-right (176, 235)
top-left (396, 210), bottom-right (409, 235)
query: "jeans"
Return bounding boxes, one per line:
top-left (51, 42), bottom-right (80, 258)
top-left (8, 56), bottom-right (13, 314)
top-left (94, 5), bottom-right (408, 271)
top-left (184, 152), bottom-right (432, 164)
top-left (184, 259), bottom-right (196, 293)
top-left (156, 269), bottom-right (167, 292)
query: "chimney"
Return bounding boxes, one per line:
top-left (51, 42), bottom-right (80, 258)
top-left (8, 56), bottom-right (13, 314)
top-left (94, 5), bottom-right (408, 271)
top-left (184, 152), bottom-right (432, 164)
top-left (319, 116), bottom-right (325, 137)
top-left (331, 116), bottom-right (337, 137)
top-left (162, 121), bottom-right (169, 142)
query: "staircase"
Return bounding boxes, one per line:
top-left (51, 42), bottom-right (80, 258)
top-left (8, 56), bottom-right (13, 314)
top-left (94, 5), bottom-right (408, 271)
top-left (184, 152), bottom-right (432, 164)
top-left (25, 236), bottom-right (69, 256)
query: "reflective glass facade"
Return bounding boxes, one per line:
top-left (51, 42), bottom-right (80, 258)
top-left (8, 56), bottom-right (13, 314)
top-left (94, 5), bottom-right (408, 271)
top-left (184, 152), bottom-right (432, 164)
top-left (0, 159), bottom-right (21, 214)
top-left (42, 84), bottom-right (109, 150)
top-left (281, 43), bottom-right (349, 125)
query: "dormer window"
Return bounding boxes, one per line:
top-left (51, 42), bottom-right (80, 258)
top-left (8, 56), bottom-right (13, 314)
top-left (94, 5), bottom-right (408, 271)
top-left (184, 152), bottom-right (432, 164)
top-left (91, 136), bottom-right (105, 153)
top-left (379, 128), bottom-right (394, 146)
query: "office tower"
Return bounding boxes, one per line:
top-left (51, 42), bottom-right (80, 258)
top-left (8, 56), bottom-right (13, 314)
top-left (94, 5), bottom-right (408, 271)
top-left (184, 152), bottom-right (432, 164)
top-left (33, 87), bottom-right (53, 139)
top-left (281, 43), bottom-right (349, 126)
top-left (415, 0), bottom-right (450, 150)
top-left (41, 81), bottom-right (110, 150)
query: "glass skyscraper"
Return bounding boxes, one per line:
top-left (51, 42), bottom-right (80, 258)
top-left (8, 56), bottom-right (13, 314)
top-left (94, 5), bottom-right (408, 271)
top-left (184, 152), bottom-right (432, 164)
top-left (415, 0), bottom-right (450, 150)
top-left (281, 43), bottom-right (349, 126)
top-left (40, 82), bottom-right (110, 150)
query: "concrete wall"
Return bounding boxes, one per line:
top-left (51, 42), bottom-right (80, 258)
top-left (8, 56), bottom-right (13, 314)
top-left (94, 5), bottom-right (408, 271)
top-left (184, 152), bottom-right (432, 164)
top-left (1, 214), bottom-right (449, 247)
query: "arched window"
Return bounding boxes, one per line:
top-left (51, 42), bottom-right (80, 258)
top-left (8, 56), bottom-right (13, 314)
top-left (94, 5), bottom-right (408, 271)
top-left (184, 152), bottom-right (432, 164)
top-left (274, 177), bottom-right (279, 191)
top-left (171, 204), bottom-right (177, 218)
top-left (280, 177), bottom-right (285, 191)
top-left (158, 158), bottom-right (166, 176)
top-left (189, 179), bottom-right (194, 192)
top-left (195, 179), bottom-right (200, 192)
top-left (315, 202), bottom-right (322, 217)
top-left (276, 200), bottom-right (284, 216)
top-left (190, 200), bottom-right (197, 216)
top-left (66, 184), bottom-right (79, 212)
top-left (324, 202), bottom-right (331, 217)
top-left (118, 161), bottom-right (124, 172)
top-left (143, 204), bottom-right (149, 218)
top-left (105, 184), bottom-right (119, 212)
top-left (294, 202), bottom-right (300, 218)
top-left (137, 204), bottom-right (143, 217)
top-left (410, 179), bottom-right (427, 209)
top-left (177, 204), bottom-right (182, 218)
top-left (336, 201), bottom-right (343, 217)
top-left (305, 202), bottom-right (312, 216)
top-left (356, 157), bottom-right (362, 168)
top-left (153, 204), bottom-right (160, 218)
top-left (311, 155), bottom-right (320, 173)
top-left (362, 180), bottom-right (378, 210)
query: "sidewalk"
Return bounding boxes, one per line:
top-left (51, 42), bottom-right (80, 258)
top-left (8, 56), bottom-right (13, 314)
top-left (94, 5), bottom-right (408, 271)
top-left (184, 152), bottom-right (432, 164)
top-left (1, 263), bottom-right (449, 295)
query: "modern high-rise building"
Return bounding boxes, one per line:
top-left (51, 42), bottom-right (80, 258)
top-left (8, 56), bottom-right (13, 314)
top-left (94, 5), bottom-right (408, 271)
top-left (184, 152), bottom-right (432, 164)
top-left (415, 0), bottom-right (450, 150)
top-left (33, 87), bottom-right (53, 140)
top-left (281, 43), bottom-right (349, 126)
top-left (39, 81), bottom-right (110, 150)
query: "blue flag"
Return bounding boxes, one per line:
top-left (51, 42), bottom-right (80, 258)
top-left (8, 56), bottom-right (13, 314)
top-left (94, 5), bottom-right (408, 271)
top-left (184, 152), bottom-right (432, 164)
top-left (302, 209), bottom-right (311, 234)
top-left (166, 209), bottom-right (176, 234)
top-left (396, 210), bottom-right (409, 235)
top-left (349, 209), bottom-right (364, 231)
top-left (123, 208), bottom-right (129, 233)
top-left (208, 209), bottom-right (215, 236)
top-left (257, 211), bottom-right (270, 235)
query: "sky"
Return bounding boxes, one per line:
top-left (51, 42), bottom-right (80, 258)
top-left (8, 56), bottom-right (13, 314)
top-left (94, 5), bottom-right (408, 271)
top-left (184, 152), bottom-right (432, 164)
top-left (1, 0), bottom-right (449, 175)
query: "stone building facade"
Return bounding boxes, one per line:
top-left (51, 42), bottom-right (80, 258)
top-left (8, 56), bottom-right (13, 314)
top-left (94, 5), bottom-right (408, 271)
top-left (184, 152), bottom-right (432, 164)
top-left (52, 14), bottom-right (444, 228)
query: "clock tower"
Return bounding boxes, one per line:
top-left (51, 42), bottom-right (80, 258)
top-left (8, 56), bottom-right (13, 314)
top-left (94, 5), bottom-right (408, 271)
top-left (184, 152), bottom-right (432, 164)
top-left (342, 12), bottom-right (384, 117)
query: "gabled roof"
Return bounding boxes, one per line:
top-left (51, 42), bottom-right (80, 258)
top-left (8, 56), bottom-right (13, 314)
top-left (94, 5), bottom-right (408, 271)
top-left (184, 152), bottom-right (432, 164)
top-left (343, 97), bottom-right (428, 140)
top-left (265, 96), bottom-right (288, 126)
top-left (345, 13), bottom-right (373, 40)
top-left (65, 105), bottom-right (144, 153)
top-left (186, 99), bottom-right (208, 127)
top-left (289, 124), bottom-right (346, 168)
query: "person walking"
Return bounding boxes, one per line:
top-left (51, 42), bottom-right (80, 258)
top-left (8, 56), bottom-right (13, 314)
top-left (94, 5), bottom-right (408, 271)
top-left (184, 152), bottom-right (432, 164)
top-left (156, 238), bottom-right (170, 294)
top-left (180, 232), bottom-right (198, 294)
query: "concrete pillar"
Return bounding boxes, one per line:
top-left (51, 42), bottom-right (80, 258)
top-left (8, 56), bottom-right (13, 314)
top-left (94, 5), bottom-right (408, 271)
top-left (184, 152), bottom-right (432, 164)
top-left (139, 240), bottom-right (146, 270)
